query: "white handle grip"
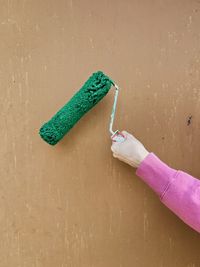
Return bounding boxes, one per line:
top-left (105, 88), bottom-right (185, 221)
top-left (111, 131), bottom-right (126, 143)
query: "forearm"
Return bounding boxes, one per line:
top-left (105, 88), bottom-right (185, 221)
top-left (136, 153), bottom-right (200, 233)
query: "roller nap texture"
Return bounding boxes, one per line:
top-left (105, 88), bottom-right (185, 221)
top-left (39, 71), bottom-right (113, 145)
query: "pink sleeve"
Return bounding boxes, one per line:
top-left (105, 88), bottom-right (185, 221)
top-left (136, 153), bottom-right (200, 233)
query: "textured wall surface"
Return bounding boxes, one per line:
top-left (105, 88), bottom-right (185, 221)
top-left (0, 0), bottom-right (200, 266)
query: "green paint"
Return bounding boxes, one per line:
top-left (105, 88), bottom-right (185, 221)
top-left (39, 71), bottom-right (113, 145)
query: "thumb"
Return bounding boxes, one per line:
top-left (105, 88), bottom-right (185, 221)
top-left (122, 130), bottom-right (138, 141)
top-left (111, 142), bottom-right (120, 153)
top-left (121, 130), bottom-right (128, 135)
top-left (121, 130), bottom-right (132, 139)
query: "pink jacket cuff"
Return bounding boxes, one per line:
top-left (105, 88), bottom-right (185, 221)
top-left (136, 153), bottom-right (177, 198)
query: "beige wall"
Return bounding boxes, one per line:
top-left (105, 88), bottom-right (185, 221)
top-left (0, 0), bottom-right (200, 266)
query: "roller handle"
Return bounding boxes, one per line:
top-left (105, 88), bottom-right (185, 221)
top-left (111, 130), bottom-right (126, 143)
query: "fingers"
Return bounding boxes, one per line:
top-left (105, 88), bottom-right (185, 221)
top-left (111, 130), bottom-right (129, 152)
top-left (111, 131), bottom-right (128, 144)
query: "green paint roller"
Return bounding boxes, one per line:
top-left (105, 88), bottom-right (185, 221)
top-left (39, 71), bottom-right (125, 145)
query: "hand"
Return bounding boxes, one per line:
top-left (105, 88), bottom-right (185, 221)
top-left (111, 131), bottom-right (149, 168)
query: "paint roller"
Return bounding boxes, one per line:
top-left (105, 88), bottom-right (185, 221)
top-left (39, 71), bottom-right (125, 145)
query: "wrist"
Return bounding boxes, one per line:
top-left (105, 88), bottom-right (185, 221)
top-left (136, 150), bottom-right (149, 168)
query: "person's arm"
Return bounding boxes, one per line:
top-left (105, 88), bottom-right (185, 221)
top-left (111, 131), bottom-right (200, 233)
